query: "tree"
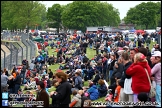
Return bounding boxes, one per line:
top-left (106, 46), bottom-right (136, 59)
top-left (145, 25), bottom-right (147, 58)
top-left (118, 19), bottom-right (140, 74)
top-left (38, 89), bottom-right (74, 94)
top-left (155, 2), bottom-right (161, 27)
top-left (1, 1), bottom-right (46, 31)
top-left (47, 4), bottom-right (63, 33)
top-left (124, 2), bottom-right (161, 29)
top-left (61, 1), bottom-right (120, 32)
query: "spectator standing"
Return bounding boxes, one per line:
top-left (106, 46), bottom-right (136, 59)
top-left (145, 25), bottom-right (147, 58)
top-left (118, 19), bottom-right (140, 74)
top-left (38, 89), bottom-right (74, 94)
top-left (109, 53), bottom-right (117, 82)
top-left (146, 36), bottom-right (151, 48)
top-left (138, 47), bottom-right (153, 68)
top-left (126, 53), bottom-right (151, 103)
top-left (13, 70), bottom-right (21, 94)
top-left (21, 64), bottom-right (26, 84)
top-left (129, 48), bottom-right (138, 62)
top-left (4, 68), bottom-right (9, 76)
top-left (118, 52), bottom-right (132, 103)
top-left (50, 79), bottom-right (60, 107)
top-left (1, 71), bottom-right (9, 92)
top-left (151, 51), bottom-right (161, 107)
top-left (50, 72), bottom-right (71, 107)
top-left (36, 81), bottom-right (49, 107)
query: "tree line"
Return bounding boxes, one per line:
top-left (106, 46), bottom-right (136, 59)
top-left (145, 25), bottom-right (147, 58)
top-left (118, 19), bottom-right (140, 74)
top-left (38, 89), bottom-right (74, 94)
top-left (124, 2), bottom-right (161, 29)
top-left (1, 1), bottom-right (161, 32)
top-left (1, 1), bottom-right (47, 31)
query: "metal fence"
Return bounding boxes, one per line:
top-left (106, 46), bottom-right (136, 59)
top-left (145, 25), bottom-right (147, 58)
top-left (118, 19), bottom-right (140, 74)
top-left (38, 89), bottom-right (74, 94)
top-left (1, 33), bottom-right (37, 71)
top-left (1, 32), bottom-right (23, 41)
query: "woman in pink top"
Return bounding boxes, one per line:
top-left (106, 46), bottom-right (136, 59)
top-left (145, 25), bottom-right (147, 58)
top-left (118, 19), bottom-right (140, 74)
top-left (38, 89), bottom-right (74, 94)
top-left (150, 51), bottom-right (161, 107)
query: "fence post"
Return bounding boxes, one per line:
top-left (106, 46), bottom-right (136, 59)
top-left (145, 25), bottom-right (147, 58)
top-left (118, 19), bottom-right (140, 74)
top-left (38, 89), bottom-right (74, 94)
top-left (30, 40), bottom-right (37, 56)
top-left (4, 44), bottom-right (12, 70)
top-left (22, 41), bottom-right (28, 60)
top-left (1, 49), bottom-right (6, 69)
top-left (16, 42), bottom-right (23, 63)
top-left (26, 39), bottom-right (32, 59)
top-left (10, 43), bottom-right (18, 65)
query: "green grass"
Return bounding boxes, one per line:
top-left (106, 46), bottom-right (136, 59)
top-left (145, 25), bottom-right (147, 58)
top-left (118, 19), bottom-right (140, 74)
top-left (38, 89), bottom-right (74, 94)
top-left (13, 40), bottom-right (157, 107)
top-left (86, 47), bottom-right (96, 59)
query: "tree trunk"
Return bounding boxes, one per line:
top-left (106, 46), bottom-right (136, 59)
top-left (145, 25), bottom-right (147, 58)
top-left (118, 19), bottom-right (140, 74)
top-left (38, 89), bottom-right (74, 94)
top-left (57, 23), bottom-right (60, 33)
top-left (145, 24), bottom-right (148, 29)
top-left (57, 27), bottom-right (59, 33)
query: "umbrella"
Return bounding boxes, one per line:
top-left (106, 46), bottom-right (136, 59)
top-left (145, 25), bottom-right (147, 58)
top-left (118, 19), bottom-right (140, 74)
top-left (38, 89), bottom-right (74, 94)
top-left (56, 69), bottom-right (63, 72)
top-left (16, 66), bottom-right (22, 69)
top-left (129, 29), bottom-right (136, 32)
top-left (136, 30), bottom-right (144, 34)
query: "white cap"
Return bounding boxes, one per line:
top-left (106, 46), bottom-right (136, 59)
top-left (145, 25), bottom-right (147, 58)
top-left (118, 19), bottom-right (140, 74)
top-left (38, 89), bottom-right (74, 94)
top-left (152, 51), bottom-right (161, 57)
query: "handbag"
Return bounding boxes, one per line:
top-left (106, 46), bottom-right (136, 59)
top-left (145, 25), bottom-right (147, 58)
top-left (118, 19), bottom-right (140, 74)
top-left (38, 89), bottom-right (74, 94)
top-left (123, 78), bottom-right (133, 94)
top-left (144, 68), bottom-right (156, 98)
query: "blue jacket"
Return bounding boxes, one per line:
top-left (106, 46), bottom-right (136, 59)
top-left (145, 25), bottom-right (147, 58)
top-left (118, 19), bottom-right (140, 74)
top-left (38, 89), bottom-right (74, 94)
top-left (87, 85), bottom-right (99, 100)
top-left (98, 84), bottom-right (107, 97)
top-left (96, 66), bottom-right (102, 73)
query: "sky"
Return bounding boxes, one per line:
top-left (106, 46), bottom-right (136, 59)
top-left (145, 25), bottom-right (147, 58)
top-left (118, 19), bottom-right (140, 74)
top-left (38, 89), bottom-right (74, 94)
top-left (41, 1), bottom-right (160, 20)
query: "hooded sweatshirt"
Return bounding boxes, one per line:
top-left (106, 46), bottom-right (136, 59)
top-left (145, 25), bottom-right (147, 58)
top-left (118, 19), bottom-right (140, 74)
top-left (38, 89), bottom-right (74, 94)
top-left (126, 62), bottom-right (151, 94)
top-left (71, 94), bottom-right (81, 107)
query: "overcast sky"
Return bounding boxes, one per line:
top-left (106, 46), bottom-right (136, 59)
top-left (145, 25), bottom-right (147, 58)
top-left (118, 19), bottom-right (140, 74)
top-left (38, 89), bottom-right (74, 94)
top-left (41, 1), bottom-right (160, 20)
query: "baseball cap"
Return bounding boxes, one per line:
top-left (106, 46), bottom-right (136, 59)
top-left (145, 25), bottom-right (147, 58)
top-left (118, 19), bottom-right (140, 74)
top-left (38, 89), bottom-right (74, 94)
top-left (152, 51), bottom-right (161, 57)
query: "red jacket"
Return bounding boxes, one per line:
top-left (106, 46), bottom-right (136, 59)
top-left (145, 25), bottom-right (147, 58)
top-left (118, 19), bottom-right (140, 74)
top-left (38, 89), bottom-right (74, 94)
top-left (26, 70), bottom-right (31, 77)
top-left (126, 62), bottom-right (151, 94)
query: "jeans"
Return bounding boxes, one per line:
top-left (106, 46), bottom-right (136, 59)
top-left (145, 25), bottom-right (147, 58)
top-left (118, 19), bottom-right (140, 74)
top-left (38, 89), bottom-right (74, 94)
top-left (133, 94), bottom-right (138, 103)
top-left (21, 73), bottom-right (25, 84)
top-left (14, 84), bottom-right (20, 94)
top-left (156, 84), bottom-right (161, 107)
top-left (9, 88), bottom-right (15, 94)
top-left (89, 44), bottom-right (92, 49)
top-left (109, 70), bottom-right (113, 80)
top-left (46, 88), bottom-right (49, 95)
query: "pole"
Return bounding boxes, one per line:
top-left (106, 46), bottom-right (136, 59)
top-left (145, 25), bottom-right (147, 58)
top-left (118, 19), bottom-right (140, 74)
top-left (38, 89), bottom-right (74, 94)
top-left (4, 44), bottom-right (12, 70)
top-left (10, 43), bottom-right (18, 65)
top-left (16, 42), bottom-right (23, 63)
top-left (26, 39), bottom-right (32, 59)
top-left (22, 41), bottom-right (28, 60)
top-left (1, 49), bottom-right (6, 69)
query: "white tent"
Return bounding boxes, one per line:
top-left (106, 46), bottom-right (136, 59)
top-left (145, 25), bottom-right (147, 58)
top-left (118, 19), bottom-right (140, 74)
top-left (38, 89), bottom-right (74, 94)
top-left (46, 28), bottom-right (57, 32)
top-left (122, 30), bottom-right (129, 34)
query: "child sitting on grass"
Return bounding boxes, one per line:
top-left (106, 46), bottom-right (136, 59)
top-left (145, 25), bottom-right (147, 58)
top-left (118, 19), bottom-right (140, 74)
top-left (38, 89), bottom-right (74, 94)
top-left (23, 78), bottom-right (36, 90)
top-left (69, 90), bottom-right (81, 107)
